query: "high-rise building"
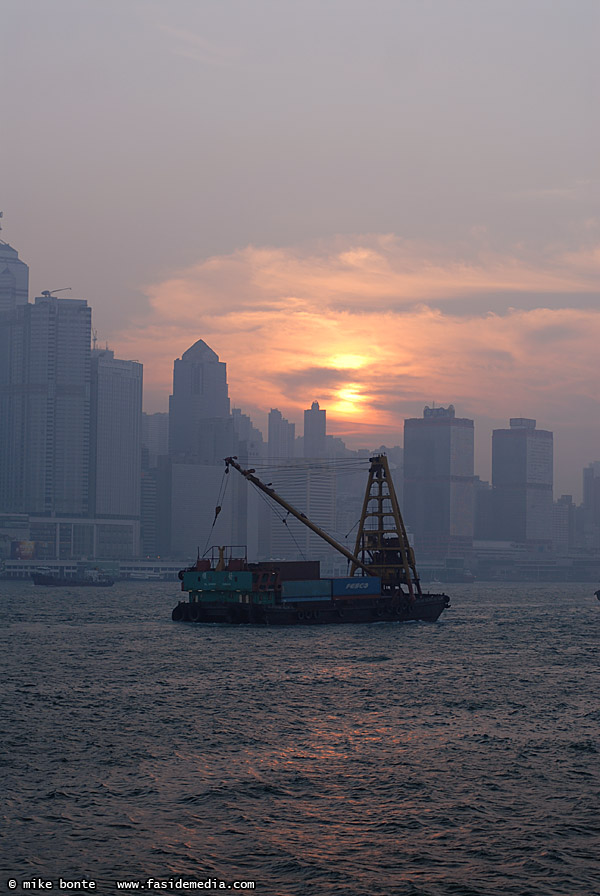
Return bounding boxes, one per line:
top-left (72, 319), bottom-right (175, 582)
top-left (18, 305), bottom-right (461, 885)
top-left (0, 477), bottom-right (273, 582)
top-left (0, 240), bottom-right (29, 313)
top-left (268, 408), bottom-right (295, 461)
top-left (403, 405), bottom-right (474, 561)
top-left (142, 412), bottom-right (169, 469)
top-left (140, 412), bottom-right (169, 557)
top-left (168, 340), bottom-right (231, 463)
top-left (165, 339), bottom-right (246, 558)
top-left (268, 460), bottom-right (337, 567)
top-left (582, 461), bottom-right (600, 550)
top-left (492, 418), bottom-right (553, 545)
top-left (0, 294), bottom-right (91, 515)
top-left (303, 401), bottom-right (326, 458)
top-left (89, 349), bottom-right (142, 522)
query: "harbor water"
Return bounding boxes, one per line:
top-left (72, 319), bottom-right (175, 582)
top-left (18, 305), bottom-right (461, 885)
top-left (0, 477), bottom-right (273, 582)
top-left (1, 581), bottom-right (599, 895)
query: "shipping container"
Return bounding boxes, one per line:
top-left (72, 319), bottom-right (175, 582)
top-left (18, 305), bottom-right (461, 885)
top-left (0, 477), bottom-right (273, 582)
top-left (331, 576), bottom-right (381, 597)
top-left (281, 578), bottom-right (332, 599)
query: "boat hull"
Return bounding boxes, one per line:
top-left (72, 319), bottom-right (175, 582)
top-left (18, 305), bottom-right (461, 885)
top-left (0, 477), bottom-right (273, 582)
top-left (172, 593), bottom-right (450, 626)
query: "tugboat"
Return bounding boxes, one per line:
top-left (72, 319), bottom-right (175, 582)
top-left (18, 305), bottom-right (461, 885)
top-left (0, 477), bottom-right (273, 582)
top-left (172, 454), bottom-right (450, 626)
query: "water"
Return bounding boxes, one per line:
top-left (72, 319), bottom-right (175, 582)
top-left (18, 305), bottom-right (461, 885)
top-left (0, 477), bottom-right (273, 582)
top-left (1, 581), bottom-right (599, 896)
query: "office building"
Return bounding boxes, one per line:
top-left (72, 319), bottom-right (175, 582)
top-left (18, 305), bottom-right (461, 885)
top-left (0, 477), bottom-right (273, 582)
top-left (0, 294), bottom-right (91, 515)
top-left (0, 240), bottom-right (29, 313)
top-left (169, 339), bottom-right (232, 463)
top-left (304, 401), bottom-right (326, 458)
top-left (142, 412), bottom-right (169, 468)
top-left (403, 405), bottom-right (474, 561)
top-left (492, 418), bottom-right (553, 546)
top-left (268, 460), bottom-right (337, 567)
top-left (268, 408), bottom-right (295, 461)
top-left (582, 461), bottom-right (600, 550)
top-left (89, 349), bottom-right (142, 556)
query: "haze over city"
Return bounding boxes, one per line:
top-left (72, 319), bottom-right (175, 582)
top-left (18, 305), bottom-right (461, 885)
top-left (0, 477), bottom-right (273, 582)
top-left (2, 0), bottom-right (599, 497)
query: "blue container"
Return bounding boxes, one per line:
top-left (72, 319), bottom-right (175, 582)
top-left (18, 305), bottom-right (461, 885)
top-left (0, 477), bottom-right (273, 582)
top-left (282, 579), bottom-right (332, 599)
top-left (331, 576), bottom-right (381, 597)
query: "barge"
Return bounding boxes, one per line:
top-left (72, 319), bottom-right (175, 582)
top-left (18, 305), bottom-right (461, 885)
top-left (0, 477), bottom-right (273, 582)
top-left (172, 454), bottom-right (450, 626)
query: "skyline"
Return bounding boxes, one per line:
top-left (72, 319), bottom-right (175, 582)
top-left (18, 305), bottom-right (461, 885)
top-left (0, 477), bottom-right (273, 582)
top-left (2, 0), bottom-right (599, 499)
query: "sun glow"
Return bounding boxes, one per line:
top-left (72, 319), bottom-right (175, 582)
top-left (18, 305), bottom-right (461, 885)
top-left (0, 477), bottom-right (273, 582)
top-left (327, 353), bottom-right (368, 370)
top-left (331, 386), bottom-right (366, 416)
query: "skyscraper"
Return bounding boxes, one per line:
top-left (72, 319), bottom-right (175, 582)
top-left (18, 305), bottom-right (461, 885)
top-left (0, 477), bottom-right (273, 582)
top-left (582, 461), bottom-right (600, 550)
top-left (492, 418), bottom-right (553, 545)
top-left (166, 339), bottom-right (241, 557)
top-left (303, 400), bottom-right (326, 458)
top-left (0, 294), bottom-right (91, 515)
top-left (169, 339), bottom-right (231, 463)
top-left (89, 348), bottom-right (143, 520)
top-left (268, 408), bottom-right (295, 461)
top-left (403, 405), bottom-right (474, 561)
top-left (0, 240), bottom-right (29, 313)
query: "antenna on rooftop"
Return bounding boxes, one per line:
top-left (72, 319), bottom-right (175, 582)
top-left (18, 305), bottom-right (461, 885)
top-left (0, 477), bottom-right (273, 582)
top-left (92, 328), bottom-right (98, 351)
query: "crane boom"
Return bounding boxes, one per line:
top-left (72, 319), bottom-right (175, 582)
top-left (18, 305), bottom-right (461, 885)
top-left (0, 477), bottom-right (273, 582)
top-left (224, 456), bottom-right (376, 576)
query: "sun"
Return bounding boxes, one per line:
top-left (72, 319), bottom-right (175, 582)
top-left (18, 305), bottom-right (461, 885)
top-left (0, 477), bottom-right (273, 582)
top-left (331, 386), bottom-right (366, 416)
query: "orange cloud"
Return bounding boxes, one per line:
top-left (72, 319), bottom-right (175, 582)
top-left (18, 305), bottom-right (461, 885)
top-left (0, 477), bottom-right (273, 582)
top-left (114, 235), bottom-right (600, 444)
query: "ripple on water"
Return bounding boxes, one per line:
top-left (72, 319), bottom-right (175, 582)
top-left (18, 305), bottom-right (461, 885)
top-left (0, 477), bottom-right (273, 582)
top-left (1, 581), bottom-right (599, 895)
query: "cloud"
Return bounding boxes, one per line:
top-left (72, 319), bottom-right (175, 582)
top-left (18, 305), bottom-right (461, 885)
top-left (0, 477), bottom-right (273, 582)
top-left (114, 234), bottom-right (600, 444)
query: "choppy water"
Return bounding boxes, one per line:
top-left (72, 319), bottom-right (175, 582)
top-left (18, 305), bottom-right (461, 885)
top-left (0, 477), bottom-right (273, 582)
top-left (1, 581), bottom-right (599, 896)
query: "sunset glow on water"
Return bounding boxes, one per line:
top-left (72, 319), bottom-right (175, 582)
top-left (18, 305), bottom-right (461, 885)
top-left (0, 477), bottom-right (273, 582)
top-left (2, 581), bottom-right (599, 895)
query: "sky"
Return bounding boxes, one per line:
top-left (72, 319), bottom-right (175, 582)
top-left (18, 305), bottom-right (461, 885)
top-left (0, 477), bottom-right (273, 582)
top-left (2, 0), bottom-right (599, 498)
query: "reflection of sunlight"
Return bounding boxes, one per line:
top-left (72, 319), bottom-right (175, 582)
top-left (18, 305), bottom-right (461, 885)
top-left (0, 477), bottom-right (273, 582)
top-left (328, 353), bottom-right (368, 370)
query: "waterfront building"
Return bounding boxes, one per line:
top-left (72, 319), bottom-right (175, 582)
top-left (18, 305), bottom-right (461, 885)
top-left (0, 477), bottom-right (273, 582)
top-left (0, 240), bottom-right (29, 313)
top-left (582, 461), bottom-right (600, 550)
top-left (492, 418), bottom-right (553, 546)
top-left (0, 294), bottom-right (91, 515)
top-left (89, 349), bottom-right (142, 554)
top-left (403, 405), bottom-right (474, 561)
top-left (268, 460), bottom-right (337, 568)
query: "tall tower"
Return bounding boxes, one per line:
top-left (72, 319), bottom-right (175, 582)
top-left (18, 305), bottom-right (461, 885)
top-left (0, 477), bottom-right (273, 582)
top-left (89, 348), bottom-right (143, 519)
top-left (268, 408), bottom-right (295, 460)
top-left (0, 295), bottom-right (91, 514)
top-left (403, 405), bottom-right (474, 561)
top-left (303, 401), bottom-right (326, 458)
top-left (168, 339), bottom-right (231, 463)
top-left (492, 418), bottom-right (553, 545)
top-left (0, 239), bottom-right (29, 313)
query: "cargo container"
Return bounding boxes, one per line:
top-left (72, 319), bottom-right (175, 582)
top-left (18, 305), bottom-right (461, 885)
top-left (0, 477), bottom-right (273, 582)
top-left (281, 578), bottom-right (332, 599)
top-left (331, 576), bottom-right (381, 597)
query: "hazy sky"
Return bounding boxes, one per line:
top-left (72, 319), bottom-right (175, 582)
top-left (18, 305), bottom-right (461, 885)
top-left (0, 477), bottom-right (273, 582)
top-left (2, 0), bottom-right (599, 497)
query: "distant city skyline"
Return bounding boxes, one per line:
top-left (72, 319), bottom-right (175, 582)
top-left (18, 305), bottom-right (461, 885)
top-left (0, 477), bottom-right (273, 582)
top-left (2, 233), bottom-right (599, 502)
top-left (2, 0), bottom-right (599, 499)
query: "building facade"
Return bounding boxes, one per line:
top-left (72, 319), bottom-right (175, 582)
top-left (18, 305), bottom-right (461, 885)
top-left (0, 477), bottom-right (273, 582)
top-left (303, 400), bottom-right (326, 458)
top-left (0, 240), bottom-right (29, 313)
top-left (89, 348), bottom-right (143, 554)
top-left (268, 408), bottom-right (295, 461)
top-left (0, 294), bottom-right (91, 516)
top-left (168, 339), bottom-right (231, 463)
top-left (403, 405), bottom-right (474, 561)
top-left (492, 418), bottom-right (553, 546)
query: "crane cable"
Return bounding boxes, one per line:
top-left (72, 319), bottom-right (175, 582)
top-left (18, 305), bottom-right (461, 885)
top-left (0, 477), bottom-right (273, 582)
top-left (202, 467), bottom-right (230, 557)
